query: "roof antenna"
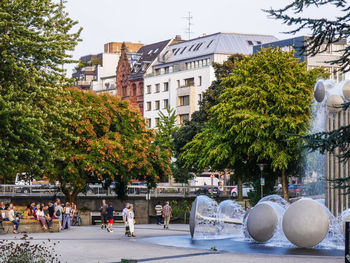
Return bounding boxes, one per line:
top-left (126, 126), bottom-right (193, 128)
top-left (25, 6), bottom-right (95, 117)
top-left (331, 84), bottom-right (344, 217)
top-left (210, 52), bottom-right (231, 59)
top-left (183, 11), bottom-right (194, 40)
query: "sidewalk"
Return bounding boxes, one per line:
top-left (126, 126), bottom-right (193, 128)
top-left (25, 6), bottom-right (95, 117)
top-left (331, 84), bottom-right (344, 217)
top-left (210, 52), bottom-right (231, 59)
top-left (1, 224), bottom-right (344, 263)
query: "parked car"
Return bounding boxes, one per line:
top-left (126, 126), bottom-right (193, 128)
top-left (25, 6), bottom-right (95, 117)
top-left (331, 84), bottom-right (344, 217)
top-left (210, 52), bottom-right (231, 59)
top-left (276, 184), bottom-right (304, 198)
top-left (128, 182), bottom-right (148, 194)
top-left (195, 187), bottom-right (220, 197)
top-left (231, 183), bottom-right (253, 198)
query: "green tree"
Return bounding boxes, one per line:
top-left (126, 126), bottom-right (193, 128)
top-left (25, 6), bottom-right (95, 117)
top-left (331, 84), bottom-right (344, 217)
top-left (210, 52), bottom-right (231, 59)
top-left (182, 48), bottom-right (328, 201)
top-left (42, 89), bottom-right (170, 202)
top-left (266, 0), bottom-right (350, 72)
top-left (0, 0), bottom-right (81, 181)
top-left (173, 54), bottom-right (245, 184)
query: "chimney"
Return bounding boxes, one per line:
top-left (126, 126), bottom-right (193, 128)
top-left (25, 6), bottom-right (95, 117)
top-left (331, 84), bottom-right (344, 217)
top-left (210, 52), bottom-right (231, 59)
top-left (175, 35), bottom-right (182, 40)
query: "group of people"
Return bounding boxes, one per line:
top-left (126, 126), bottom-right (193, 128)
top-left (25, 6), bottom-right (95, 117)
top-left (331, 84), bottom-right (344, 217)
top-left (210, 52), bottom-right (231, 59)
top-left (100, 200), bottom-right (135, 237)
top-left (155, 201), bottom-right (172, 229)
top-left (0, 199), bottom-right (77, 233)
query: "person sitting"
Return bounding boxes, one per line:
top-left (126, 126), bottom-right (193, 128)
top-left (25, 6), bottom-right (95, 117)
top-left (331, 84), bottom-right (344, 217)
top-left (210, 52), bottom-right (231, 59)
top-left (43, 205), bottom-right (53, 230)
top-left (48, 201), bottom-right (55, 219)
top-left (8, 204), bottom-right (19, 234)
top-left (22, 204), bottom-right (34, 219)
top-left (36, 204), bottom-right (48, 231)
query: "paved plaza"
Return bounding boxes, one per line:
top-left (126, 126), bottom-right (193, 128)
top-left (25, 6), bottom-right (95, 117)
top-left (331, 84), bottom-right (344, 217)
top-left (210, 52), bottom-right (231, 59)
top-left (1, 224), bottom-right (344, 263)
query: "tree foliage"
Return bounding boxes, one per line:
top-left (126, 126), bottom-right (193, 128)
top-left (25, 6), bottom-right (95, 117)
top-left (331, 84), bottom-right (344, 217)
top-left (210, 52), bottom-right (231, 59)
top-left (182, 48), bottom-right (328, 200)
top-left (266, 0), bottom-right (350, 72)
top-left (0, 0), bottom-right (81, 181)
top-left (42, 89), bottom-right (171, 201)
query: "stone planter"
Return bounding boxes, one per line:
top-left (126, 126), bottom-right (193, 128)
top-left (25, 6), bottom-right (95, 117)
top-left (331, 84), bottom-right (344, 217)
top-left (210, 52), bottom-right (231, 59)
top-left (79, 211), bottom-right (92, 225)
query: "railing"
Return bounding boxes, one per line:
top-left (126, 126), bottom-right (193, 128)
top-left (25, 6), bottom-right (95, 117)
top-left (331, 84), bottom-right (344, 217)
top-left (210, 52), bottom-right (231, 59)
top-left (145, 64), bottom-right (210, 78)
top-left (0, 184), bottom-right (237, 198)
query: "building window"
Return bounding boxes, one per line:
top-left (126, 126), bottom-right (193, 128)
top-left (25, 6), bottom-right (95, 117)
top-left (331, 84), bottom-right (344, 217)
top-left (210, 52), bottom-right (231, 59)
top-left (179, 114), bottom-right (189, 124)
top-left (155, 69), bottom-right (160, 75)
top-left (163, 82), bottom-right (169, 91)
top-left (155, 84), bottom-right (160, 93)
top-left (198, 94), bottom-right (202, 102)
top-left (155, 100), bottom-right (160, 110)
top-left (132, 84), bottom-right (137, 96)
top-left (184, 78), bottom-right (194, 87)
top-left (198, 76), bottom-right (202, 86)
top-left (164, 67), bottom-right (169, 74)
top-left (163, 99), bottom-right (169, 109)
top-left (139, 83), bottom-right (144, 95)
top-left (147, 85), bottom-right (151, 94)
top-left (147, 102), bottom-right (151, 111)
top-left (177, 80), bottom-right (180, 88)
top-left (247, 40), bottom-right (254, 45)
top-left (256, 41), bottom-right (262, 45)
top-left (147, 119), bottom-right (151, 128)
top-left (178, 95), bottom-right (190, 106)
top-left (122, 86), bottom-right (128, 96)
top-left (207, 40), bottom-right (214, 48)
top-left (155, 117), bottom-right (160, 127)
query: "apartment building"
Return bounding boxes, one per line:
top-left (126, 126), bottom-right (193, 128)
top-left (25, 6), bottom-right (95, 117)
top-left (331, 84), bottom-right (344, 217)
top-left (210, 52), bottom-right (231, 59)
top-left (73, 42), bottom-right (143, 93)
top-left (143, 32), bottom-right (278, 128)
top-left (253, 36), bottom-right (349, 81)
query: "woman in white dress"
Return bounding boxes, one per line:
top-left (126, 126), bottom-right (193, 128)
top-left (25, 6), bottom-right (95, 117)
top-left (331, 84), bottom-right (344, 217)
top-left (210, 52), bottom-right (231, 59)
top-left (127, 204), bottom-right (135, 237)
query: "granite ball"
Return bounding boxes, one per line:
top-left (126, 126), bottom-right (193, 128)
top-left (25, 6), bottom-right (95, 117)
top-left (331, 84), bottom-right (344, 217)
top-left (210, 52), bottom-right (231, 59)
top-left (314, 81), bottom-right (326, 102)
top-left (282, 199), bottom-right (329, 248)
top-left (326, 95), bottom-right (344, 113)
top-left (343, 81), bottom-right (350, 101)
top-left (246, 202), bottom-right (278, 242)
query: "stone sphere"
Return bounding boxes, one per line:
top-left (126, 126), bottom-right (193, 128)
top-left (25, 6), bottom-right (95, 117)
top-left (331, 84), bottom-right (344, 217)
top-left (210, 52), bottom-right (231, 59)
top-left (246, 203), bottom-right (278, 242)
top-left (343, 81), bottom-right (350, 101)
top-left (314, 81), bottom-right (325, 102)
top-left (326, 95), bottom-right (344, 113)
top-left (282, 199), bottom-right (329, 248)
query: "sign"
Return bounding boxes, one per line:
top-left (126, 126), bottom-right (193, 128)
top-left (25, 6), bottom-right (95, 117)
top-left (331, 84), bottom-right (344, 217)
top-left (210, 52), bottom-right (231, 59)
top-left (260, 178), bottom-right (265, 186)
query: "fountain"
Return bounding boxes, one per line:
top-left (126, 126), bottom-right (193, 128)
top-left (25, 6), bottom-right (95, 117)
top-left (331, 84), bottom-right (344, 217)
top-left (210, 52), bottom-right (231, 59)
top-left (141, 80), bottom-right (348, 257)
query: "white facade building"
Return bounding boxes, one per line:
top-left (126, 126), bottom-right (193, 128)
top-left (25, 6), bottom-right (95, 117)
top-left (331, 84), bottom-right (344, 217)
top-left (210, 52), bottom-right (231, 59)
top-left (143, 32), bottom-right (278, 128)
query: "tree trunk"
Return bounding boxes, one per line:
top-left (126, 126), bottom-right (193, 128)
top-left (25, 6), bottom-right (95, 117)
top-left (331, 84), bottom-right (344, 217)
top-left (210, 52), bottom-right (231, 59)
top-left (281, 170), bottom-right (289, 202)
top-left (237, 175), bottom-right (243, 201)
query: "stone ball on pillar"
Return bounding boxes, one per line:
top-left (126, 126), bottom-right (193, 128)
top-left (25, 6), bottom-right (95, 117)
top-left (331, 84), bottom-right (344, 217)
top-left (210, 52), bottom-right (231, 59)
top-left (282, 199), bottom-right (329, 248)
top-left (343, 80), bottom-right (350, 101)
top-left (314, 81), bottom-right (325, 102)
top-left (326, 95), bottom-right (344, 113)
top-left (246, 202), bottom-right (278, 242)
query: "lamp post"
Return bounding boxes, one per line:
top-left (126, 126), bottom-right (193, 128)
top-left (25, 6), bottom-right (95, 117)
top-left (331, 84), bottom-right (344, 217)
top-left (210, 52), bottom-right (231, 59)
top-left (257, 164), bottom-right (266, 199)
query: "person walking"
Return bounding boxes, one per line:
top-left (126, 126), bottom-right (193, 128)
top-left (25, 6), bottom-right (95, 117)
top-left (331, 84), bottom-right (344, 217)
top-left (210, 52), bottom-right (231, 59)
top-left (100, 200), bottom-right (108, 230)
top-left (122, 203), bottom-right (130, 236)
top-left (62, 202), bottom-right (72, 230)
top-left (155, 202), bottom-right (163, 225)
top-left (127, 204), bottom-right (135, 237)
top-left (163, 201), bottom-right (172, 229)
top-left (106, 202), bottom-right (114, 232)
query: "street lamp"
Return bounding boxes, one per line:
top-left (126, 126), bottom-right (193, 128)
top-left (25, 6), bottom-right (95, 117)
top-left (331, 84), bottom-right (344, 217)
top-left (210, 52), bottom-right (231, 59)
top-left (257, 163), bottom-right (266, 199)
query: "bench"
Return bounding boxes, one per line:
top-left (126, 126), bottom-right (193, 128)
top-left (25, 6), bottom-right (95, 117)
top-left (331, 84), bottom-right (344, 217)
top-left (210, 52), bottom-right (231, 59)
top-left (2, 219), bottom-right (60, 233)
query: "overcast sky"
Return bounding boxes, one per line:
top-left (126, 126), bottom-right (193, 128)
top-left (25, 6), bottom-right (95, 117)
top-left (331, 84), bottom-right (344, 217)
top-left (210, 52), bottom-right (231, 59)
top-left (64, 0), bottom-right (337, 75)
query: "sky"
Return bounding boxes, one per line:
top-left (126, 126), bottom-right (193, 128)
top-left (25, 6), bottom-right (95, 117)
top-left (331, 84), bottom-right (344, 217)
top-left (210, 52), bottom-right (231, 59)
top-left (63, 0), bottom-right (337, 75)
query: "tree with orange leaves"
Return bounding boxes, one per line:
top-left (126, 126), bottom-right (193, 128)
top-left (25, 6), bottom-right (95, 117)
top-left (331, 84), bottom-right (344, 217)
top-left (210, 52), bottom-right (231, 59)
top-left (43, 88), bottom-right (170, 202)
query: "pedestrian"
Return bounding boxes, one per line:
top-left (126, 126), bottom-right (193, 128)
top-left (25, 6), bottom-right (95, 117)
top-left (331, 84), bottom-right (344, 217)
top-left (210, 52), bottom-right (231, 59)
top-left (54, 201), bottom-right (63, 230)
top-left (106, 202), bottom-right (114, 232)
top-left (100, 200), bottom-right (108, 230)
top-left (122, 203), bottom-right (130, 236)
top-left (62, 202), bottom-right (72, 229)
top-left (127, 204), bottom-right (135, 237)
top-left (8, 204), bottom-right (19, 234)
top-left (48, 201), bottom-right (55, 218)
top-left (163, 201), bottom-right (172, 229)
top-left (155, 202), bottom-right (163, 225)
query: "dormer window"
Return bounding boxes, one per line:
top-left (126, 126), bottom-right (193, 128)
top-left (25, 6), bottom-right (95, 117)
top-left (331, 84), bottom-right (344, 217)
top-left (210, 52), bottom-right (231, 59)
top-left (247, 40), bottom-right (254, 46)
top-left (148, 50), bottom-right (153, 55)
